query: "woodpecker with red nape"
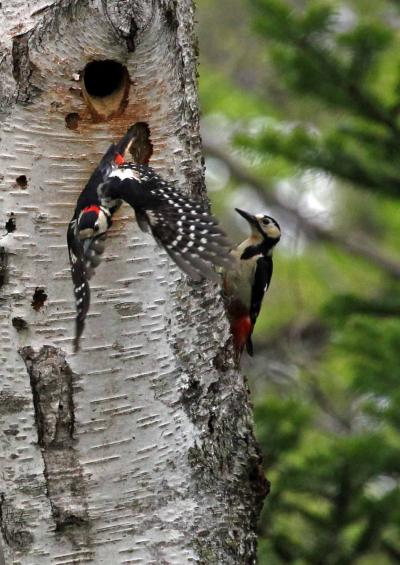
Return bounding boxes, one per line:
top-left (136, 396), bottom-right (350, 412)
top-left (223, 208), bottom-right (281, 356)
top-left (67, 125), bottom-right (233, 352)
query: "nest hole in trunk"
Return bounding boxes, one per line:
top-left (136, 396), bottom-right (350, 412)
top-left (81, 60), bottom-right (130, 121)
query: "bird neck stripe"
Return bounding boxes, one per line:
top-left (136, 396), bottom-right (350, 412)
top-left (100, 206), bottom-right (112, 218)
top-left (260, 239), bottom-right (277, 254)
top-left (241, 241), bottom-right (275, 260)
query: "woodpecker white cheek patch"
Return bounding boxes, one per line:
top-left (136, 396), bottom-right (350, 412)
top-left (96, 211), bottom-right (109, 234)
top-left (266, 225), bottom-right (281, 238)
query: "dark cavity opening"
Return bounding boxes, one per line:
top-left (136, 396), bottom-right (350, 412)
top-left (65, 113), bottom-right (80, 130)
top-left (32, 288), bottom-right (47, 311)
top-left (12, 317), bottom-right (28, 331)
top-left (128, 122), bottom-right (153, 165)
top-left (16, 175), bottom-right (27, 189)
top-left (5, 214), bottom-right (16, 233)
top-left (83, 60), bottom-right (126, 98)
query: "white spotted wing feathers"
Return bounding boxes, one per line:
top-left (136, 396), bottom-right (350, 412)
top-left (102, 163), bottom-right (234, 281)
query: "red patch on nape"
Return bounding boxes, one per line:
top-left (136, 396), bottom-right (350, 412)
top-left (114, 153), bottom-right (125, 165)
top-left (232, 315), bottom-right (252, 351)
top-left (83, 205), bottom-right (100, 215)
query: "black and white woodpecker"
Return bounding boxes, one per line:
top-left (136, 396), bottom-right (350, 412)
top-left (223, 208), bottom-right (281, 356)
top-left (67, 124), bottom-right (233, 352)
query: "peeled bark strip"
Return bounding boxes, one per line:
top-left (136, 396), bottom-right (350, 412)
top-left (19, 346), bottom-right (90, 536)
top-left (0, 1), bottom-right (267, 563)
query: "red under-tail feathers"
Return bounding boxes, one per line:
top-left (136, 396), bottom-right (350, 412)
top-left (231, 315), bottom-right (253, 353)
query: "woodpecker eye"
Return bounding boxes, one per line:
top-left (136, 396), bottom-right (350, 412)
top-left (94, 224), bottom-right (100, 232)
top-left (262, 219), bottom-right (269, 225)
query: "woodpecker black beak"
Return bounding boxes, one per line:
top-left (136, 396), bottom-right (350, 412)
top-left (235, 208), bottom-right (257, 226)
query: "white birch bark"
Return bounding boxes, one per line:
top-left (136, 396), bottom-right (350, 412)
top-left (0, 1), bottom-right (267, 563)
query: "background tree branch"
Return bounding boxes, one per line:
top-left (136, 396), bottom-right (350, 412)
top-left (204, 143), bottom-right (400, 279)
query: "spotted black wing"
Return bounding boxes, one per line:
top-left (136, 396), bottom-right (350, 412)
top-left (247, 256), bottom-right (273, 355)
top-left (101, 164), bottom-right (234, 282)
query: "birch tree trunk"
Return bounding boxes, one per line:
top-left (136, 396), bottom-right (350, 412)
top-left (0, 1), bottom-right (267, 563)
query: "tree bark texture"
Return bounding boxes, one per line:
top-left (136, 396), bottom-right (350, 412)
top-left (0, 1), bottom-right (267, 563)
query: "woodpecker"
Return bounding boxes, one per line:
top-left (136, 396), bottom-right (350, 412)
top-left (67, 125), bottom-right (233, 352)
top-left (223, 208), bottom-right (281, 356)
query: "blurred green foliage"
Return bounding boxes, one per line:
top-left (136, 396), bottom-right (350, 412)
top-left (197, 0), bottom-right (400, 562)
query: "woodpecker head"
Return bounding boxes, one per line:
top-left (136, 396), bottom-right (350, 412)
top-left (77, 205), bottom-right (109, 241)
top-left (235, 208), bottom-right (281, 244)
